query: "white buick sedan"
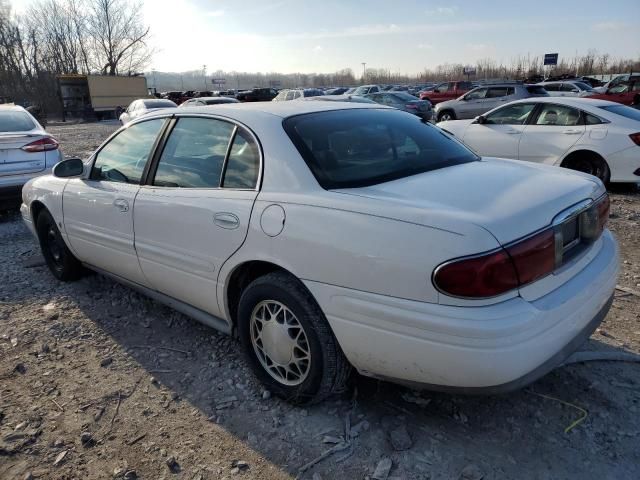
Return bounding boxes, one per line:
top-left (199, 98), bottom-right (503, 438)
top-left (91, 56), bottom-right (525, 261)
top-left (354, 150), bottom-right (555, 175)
top-left (21, 102), bottom-right (618, 403)
top-left (437, 97), bottom-right (640, 184)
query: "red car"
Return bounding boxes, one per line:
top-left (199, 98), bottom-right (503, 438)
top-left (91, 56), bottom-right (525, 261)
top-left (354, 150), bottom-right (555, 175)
top-left (419, 81), bottom-right (473, 105)
top-left (589, 77), bottom-right (640, 106)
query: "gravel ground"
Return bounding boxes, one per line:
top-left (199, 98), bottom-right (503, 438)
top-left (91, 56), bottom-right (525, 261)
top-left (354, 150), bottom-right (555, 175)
top-left (1, 122), bottom-right (639, 480)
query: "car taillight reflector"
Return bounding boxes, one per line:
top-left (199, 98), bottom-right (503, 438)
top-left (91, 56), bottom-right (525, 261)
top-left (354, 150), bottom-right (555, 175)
top-left (596, 194), bottom-right (610, 233)
top-left (506, 229), bottom-right (556, 286)
top-left (433, 250), bottom-right (519, 298)
top-left (629, 132), bottom-right (640, 146)
top-left (21, 136), bottom-right (59, 152)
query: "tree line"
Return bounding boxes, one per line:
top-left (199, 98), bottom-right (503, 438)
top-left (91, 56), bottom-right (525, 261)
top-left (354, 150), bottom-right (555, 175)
top-left (0, 0), bottom-right (151, 110)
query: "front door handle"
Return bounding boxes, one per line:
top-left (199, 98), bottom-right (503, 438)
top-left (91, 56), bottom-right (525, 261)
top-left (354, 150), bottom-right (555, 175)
top-left (213, 212), bottom-right (240, 230)
top-left (562, 129), bottom-right (582, 135)
top-left (113, 198), bottom-right (129, 212)
top-left (505, 129), bottom-right (521, 134)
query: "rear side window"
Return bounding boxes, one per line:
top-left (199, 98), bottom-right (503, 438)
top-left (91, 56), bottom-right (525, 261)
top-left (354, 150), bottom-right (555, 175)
top-left (222, 130), bottom-right (260, 189)
top-left (533, 104), bottom-right (582, 126)
top-left (486, 87), bottom-right (509, 98)
top-left (91, 119), bottom-right (165, 184)
top-left (283, 109), bottom-right (478, 189)
top-left (542, 83), bottom-right (559, 92)
top-left (0, 111), bottom-right (36, 132)
top-left (153, 118), bottom-right (234, 188)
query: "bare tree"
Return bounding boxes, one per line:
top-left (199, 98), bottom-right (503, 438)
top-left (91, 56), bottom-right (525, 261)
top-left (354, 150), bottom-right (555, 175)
top-left (86, 0), bottom-right (151, 75)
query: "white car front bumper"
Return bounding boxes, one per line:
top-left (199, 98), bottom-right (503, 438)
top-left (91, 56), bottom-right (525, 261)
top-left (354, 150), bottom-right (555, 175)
top-left (305, 230), bottom-right (619, 392)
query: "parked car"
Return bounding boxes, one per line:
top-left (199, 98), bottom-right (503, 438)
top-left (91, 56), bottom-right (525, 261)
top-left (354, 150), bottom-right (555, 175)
top-left (325, 87), bottom-right (348, 95)
top-left (589, 77), bottom-right (640, 106)
top-left (301, 94), bottom-right (376, 103)
top-left (434, 84), bottom-right (549, 122)
top-left (21, 102), bottom-right (618, 403)
top-left (437, 97), bottom-right (640, 184)
top-left (272, 89), bottom-right (324, 101)
top-left (365, 91), bottom-right (433, 121)
top-left (537, 81), bottom-right (595, 97)
top-left (592, 74), bottom-right (640, 93)
top-left (353, 85), bottom-right (381, 95)
top-left (236, 88), bottom-right (278, 102)
top-left (119, 99), bottom-right (177, 125)
top-left (344, 87), bottom-right (357, 94)
top-left (0, 106), bottom-right (62, 208)
top-left (419, 81), bottom-right (474, 105)
top-left (179, 97), bottom-right (240, 107)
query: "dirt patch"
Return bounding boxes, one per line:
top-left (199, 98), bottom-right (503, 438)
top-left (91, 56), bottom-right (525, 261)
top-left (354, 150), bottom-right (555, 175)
top-left (1, 122), bottom-right (639, 479)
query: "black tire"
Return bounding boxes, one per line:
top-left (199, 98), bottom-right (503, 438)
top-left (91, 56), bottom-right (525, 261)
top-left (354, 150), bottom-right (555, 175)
top-left (437, 110), bottom-right (456, 122)
top-left (36, 209), bottom-right (84, 281)
top-left (237, 271), bottom-right (351, 405)
top-left (563, 152), bottom-right (611, 185)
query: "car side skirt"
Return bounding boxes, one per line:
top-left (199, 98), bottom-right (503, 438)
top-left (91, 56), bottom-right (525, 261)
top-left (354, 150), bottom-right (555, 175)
top-left (84, 264), bottom-right (232, 335)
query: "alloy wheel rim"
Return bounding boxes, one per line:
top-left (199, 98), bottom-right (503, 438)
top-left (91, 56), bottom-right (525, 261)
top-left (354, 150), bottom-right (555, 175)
top-left (250, 300), bottom-right (311, 386)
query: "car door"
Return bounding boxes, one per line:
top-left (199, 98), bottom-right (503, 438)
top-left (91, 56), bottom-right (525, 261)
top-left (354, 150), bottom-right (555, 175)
top-left (133, 116), bottom-right (260, 316)
top-left (461, 102), bottom-right (536, 159)
top-left (560, 83), bottom-right (580, 97)
top-left (456, 88), bottom-right (488, 118)
top-left (518, 103), bottom-right (586, 164)
top-left (63, 118), bottom-right (167, 286)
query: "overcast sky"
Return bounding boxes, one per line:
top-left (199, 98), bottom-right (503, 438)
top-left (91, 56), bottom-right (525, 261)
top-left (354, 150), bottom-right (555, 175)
top-left (13, 0), bottom-right (640, 74)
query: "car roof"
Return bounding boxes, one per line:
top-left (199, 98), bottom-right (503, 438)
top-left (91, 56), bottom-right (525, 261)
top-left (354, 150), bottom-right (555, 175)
top-left (167, 101), bottom-right (387, 119)
top-left (508, 97), bottom-right (621, 108)
top-left (0, 105), bottom-right (27, 112)
top-left (191, 97), bottom-right (237, 101)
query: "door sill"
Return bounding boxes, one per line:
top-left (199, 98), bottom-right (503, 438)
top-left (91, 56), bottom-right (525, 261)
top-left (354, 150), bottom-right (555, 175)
top-left (83, 263), bottom-right (232, 335)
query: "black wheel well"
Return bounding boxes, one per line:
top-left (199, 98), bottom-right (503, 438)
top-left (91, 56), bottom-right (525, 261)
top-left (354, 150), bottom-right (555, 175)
top-left (561, 150), bottom-right (608, 168)
top-left (30, 201), bottom-right (47, 223)
top-left (225, 261), bottom-right (290, 331)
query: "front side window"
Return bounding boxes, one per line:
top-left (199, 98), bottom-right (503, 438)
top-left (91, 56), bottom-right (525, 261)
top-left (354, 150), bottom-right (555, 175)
top-left (283, 109), bottom-right (478, 189)
top-left (533, 104), bottom-right (582, 126)
top-left (153, 117), bottom-right (234, 188)
top-left (561, 83), bottom-right (578, 92)
top-left (91, 119), bottom-right (165, 184)
top-left (465, 88), bottom-right (487, 100)
top-left (485, 103), bottom-right (536, 125)
top-left (542, 83), bottom-right (560, 92)
top-left (436, 83), bottom-right (449, 92)
top-left (222, 130), bottom-right (260, 189)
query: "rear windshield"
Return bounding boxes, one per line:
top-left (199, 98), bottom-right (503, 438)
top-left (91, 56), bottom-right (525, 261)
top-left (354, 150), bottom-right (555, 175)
top-left (526, 85), bottom-right (549, 95)
top-left (204, 98), bottom-right (236, 104)
top-left (143, 100), bottom-right (176, 108)
top-left (599, 105), bottom-right (640, 122)
top-left (392, 92), bottom-right (419, 102)
top-left (283, 109), bottom-right (478, 189)
top-left (0, 111), bottom-right (36, 132)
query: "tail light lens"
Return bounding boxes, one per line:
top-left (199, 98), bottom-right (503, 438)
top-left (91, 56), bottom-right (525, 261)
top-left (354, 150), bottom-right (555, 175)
top-left (21, 136), bottom-right (59, 152)
top-left (629, 132), bottom-right (640, 146)
top-left (507, 229), bottom-right (556, 285)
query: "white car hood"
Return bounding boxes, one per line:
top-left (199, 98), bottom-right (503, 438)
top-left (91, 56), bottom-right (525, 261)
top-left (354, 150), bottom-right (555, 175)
top-left (336, 158), bottom-right (604, 245)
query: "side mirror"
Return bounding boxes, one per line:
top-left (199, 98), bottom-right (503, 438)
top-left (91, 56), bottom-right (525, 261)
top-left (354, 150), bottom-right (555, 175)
top-left (475, 115), bottom-right (487, 125)
top-left (53, 158), bottom-right (84, 178)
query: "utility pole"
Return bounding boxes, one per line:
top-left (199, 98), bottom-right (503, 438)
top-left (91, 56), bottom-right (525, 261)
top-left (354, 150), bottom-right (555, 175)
top-left (203, 64), bottom-right (207, 90)
top-left (361, 62), bottom-right (366, 84)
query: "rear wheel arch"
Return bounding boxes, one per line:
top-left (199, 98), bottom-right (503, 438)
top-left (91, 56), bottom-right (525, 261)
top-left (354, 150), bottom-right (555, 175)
top-left (560, 150), bottom-right (611, 184)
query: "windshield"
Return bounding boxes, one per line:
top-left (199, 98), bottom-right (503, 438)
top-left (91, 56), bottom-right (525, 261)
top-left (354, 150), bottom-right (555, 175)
top-left (143, 100), bottom-right (177, 109)
top-left (599, 105), bottom-right (640, 122)
top-left (0, 111), bottom-right (37, 132)
top-left (283, 109), bottom-right (478, 189)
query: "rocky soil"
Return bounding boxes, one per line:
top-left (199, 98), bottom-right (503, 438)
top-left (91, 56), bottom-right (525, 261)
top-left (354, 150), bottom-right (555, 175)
top-left (1, 122), bottom-right (639, 479)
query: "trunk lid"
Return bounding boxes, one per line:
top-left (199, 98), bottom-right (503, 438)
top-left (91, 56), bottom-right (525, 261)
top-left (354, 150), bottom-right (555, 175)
top-left (335, 158), bottom-right (603, 245)
top-left (0, 133), bottom-right (47, 175)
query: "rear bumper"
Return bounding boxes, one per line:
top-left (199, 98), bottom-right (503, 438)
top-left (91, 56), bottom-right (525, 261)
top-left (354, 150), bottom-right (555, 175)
top-left (0, 168), bottom-right (52, 192)
top-left (607, 146), bottom-right (640, 183)
top-left (305, 230), bottom-right (619, 392)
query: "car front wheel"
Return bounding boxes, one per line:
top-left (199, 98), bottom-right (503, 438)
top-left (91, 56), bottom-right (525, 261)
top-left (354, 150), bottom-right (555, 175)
top-left (36, 209), bottom-right (84, 281)
top-left (437, 110), bottom-right (456, 122)
top-left (237, 271), bottom-right (350, 404)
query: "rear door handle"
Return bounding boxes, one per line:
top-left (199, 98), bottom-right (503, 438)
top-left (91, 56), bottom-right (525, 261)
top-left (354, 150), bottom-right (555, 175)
top-left (505, 129), bottom-right (521, 134)
top-left (562, 129), bottom-right (582, 135)
top-left (113, 198), bottom-right (129, 212)
top-left (213, 212), bottom-right (240, 229)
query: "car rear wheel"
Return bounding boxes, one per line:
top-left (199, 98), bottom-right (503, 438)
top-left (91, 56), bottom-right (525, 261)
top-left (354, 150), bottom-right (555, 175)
top-left (237, 271), bottom-right (350, 404)
top-left (563, 153), bottom-right (611, 185)
top-left (437, 110), bottom-right (456, 122)
top-left (36, 210), bottom-right (84, 281)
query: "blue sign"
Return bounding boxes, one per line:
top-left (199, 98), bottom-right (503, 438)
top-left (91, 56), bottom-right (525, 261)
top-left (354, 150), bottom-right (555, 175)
top-left (544, 53), bottom-right (558, 66)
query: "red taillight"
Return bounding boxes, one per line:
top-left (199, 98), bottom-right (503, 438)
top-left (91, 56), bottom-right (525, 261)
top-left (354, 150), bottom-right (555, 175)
top-left (434, 229), bottom-right (555, 298)
top-left (629, 132), bottom-right (640, 146)
top-left (596, 194), bottom-right (610, 232)
top-left (506, 229), bottom-right (556, 285)
top-left (21, 136), bottom-right (59, 153)
top-left (433, 250), bottom-right (519, 298)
